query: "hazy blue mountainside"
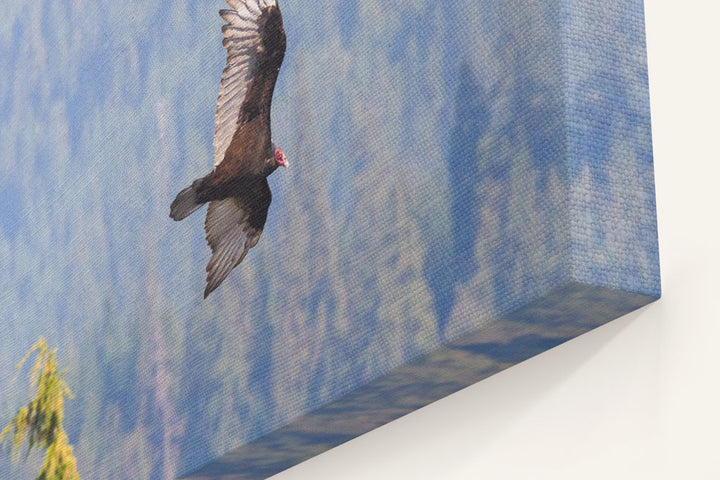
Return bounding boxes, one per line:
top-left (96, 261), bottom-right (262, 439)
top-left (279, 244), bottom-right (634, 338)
top-left (0, 1), bottom-right (655, 478)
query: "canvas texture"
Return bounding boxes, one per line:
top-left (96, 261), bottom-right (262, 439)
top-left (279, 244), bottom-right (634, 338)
top-left (0, 0), bottom-right (658, 478)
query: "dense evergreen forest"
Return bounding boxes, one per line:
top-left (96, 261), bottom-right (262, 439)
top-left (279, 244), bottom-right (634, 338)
top-left (0, 1), bottom-right (656, 478)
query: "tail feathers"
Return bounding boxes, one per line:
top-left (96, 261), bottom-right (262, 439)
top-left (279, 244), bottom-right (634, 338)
top-left (170, 183), bottom-right (203, 221)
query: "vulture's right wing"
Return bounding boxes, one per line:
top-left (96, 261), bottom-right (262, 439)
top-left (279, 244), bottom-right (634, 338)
top-left (213, 0), bottom-right (285, 168)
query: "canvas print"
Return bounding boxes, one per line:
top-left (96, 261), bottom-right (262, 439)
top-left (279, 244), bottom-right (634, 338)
top-left (1, 0), bottom-right (659, 479)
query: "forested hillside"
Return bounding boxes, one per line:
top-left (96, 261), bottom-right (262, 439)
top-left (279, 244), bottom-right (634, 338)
top-left (0, 1), bottom-right (656, 478)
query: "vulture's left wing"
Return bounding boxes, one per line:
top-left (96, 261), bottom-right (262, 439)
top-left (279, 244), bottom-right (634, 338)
top-left (203, 179), bottom-right (271, 298)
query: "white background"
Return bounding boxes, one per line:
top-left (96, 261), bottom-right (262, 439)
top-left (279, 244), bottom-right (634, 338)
top-left (278, 2), bottom-right (720, 479)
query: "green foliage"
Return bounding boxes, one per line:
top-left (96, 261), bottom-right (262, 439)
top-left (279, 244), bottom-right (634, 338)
top-left (1, 338), bottom-right (81, 480)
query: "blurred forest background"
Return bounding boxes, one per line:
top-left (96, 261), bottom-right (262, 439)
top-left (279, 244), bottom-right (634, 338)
top-left (0, 1), bottom-right (655, 478)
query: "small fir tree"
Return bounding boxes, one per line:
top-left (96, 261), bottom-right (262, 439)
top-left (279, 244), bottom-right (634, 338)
top-left (1, 338), bottom-right (81, 480)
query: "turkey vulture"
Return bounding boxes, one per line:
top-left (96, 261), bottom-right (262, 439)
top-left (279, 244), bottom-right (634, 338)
top-left (170, 0), bottom-right (287, 298)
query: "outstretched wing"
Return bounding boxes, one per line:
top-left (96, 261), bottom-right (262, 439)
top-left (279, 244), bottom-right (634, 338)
top-left (203, 179), bottom-right (272, 298)
top-left (214, 0), bottom-right (286, 168)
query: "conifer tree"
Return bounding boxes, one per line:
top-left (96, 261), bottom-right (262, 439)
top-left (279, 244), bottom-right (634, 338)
top-left (1, 338), bottom-right (81, 480)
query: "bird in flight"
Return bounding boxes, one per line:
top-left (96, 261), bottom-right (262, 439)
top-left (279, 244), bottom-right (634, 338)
top-left (170, 0), bottom-right (287, 298)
